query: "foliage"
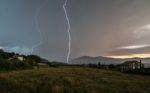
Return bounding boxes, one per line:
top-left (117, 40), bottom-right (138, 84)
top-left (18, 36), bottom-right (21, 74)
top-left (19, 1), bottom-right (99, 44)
top-left (0, 49), bottom-right (50, 71)
top-left (125, 68), bottom-right (150, 75)
top-left (27, 55), bottom-right (41, 63)
top-left (0, 59), bottom-right (35, 71)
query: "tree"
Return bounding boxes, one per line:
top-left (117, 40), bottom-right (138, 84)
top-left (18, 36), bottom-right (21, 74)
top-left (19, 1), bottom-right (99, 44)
top-left (27, 55), bottom-right (41, 63)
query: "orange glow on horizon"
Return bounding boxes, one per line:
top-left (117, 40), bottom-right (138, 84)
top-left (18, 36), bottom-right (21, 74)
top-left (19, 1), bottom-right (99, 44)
top-left (108, 53), bottom-right (150, 59)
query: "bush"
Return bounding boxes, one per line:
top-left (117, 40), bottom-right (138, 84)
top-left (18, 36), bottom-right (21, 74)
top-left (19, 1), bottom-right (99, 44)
top-left (125, 68), bottom-right (150, 75)
top-left (0, 59), bottom-right (36, 71)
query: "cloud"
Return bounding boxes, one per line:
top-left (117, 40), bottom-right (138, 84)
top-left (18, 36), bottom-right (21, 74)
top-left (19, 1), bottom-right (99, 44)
top-left (117, 44), bottom-right (150, 49)
top-left (134, 24), bottom-right (150, 39)
top-left (141, 24), bottom-right (150, 29)
top-left (110, 45), bottom-right (150, 56)
top-left (0, 46), bottom-right (32, 55)
top-left (108, 53), bottom-right (150, 59)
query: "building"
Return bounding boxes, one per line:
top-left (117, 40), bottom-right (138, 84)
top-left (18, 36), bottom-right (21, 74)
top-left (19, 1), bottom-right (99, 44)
top-left (12, 55), bottom-right (26, 61)
top-left (120, 60), bottom-right (144, 71)
top-left (17, 56), bottom-right (25, 61)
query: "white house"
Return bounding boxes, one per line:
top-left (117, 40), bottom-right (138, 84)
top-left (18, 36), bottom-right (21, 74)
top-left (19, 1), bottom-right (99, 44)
top-left (120, 60), bottom-right (144, 71)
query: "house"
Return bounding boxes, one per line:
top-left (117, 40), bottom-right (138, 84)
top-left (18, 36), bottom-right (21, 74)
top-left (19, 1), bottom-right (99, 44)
top-left (10, 55), bottom-right (26, 61)
top-left (120, 60), bottom-right (144, 71)
top-left (17, 56), bottom-right (25, 61)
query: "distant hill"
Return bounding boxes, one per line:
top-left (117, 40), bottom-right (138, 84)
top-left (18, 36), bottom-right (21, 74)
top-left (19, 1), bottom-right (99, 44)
top-left (69, 56), bottom-right (123, 64)
top-left (0, 49), bottom-right (53, 70)
top-left (69, 56), bottom-right (150, 67)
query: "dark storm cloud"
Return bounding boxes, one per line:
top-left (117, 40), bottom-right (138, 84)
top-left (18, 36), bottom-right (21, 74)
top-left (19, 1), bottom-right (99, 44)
top-left (1, 0), bottom-right (150, 61)
top-left (0, 0), bottom-right (68, 61)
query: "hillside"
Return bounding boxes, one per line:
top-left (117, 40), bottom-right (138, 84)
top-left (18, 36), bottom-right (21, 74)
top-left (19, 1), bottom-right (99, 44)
top-left (0, 49), bottom-right (51, 71)
top-left (69, 56), bottom-right (123, 64)
top-left (70, 56), bottom-right (150, 67)
top-left (0, 67), bottom-right (149, 93)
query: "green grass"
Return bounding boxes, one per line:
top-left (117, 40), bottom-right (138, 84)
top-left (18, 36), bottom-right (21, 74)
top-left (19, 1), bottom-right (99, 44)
top-left (0, 66), bottom-right (149, 93)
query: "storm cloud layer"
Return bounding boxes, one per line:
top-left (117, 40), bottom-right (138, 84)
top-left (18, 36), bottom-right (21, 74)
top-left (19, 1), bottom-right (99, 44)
top-left (0, 0), bottom-right (150, 62)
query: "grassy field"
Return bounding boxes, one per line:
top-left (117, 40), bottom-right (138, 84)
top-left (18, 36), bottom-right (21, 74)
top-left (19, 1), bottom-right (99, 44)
top-left (0, 66), bottom-right (149, 93)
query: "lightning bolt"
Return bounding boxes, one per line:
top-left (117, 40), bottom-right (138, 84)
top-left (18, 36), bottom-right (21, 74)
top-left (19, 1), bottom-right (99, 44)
top-left (63, 0), bottom-right (71, 63)
top-left (31, 0), bottom-right (48, 54)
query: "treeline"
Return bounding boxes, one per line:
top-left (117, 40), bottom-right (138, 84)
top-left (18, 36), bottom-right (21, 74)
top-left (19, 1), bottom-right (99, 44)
top-left (87, 62), bottom-right (150, 75)
top-left (86, 62), bottom-right (120, 70)
top-left (0, 49), bottom-right (51, 71)
top-left (125, 68), bottom-right (150, 75)
top-left (0, 59), bottom-right (37, 71)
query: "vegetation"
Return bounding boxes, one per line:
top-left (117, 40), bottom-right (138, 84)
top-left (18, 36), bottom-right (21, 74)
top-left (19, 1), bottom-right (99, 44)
top-left (0, 59), bottom-right (34, 71)
top-left (125, 68), bottom-right (150, 75)
top-left (0, 67), bottom-right (149, 93)
top-left (0, 49), bottom-right (50, 71)
top-left (0, 49), bottom-right (149, 93)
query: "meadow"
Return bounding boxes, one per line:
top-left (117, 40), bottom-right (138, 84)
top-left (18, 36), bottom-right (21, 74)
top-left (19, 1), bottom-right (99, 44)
top-left (0, 66), bottom-right (149, 93)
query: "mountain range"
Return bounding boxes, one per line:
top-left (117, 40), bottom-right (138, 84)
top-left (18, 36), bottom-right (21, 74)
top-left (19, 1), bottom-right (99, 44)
top-left (69, 56), bottom-right (150, 67)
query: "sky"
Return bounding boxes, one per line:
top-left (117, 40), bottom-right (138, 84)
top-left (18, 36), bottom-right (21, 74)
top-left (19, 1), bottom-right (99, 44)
top-left (0, 0), bottom-right (150, 62)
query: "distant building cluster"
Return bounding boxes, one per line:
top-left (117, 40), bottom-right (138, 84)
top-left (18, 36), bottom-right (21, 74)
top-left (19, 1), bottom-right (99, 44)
top-left (120, 60), bottom-right (144, 71)
top-left (8, 54), bottom-right (26, 61)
